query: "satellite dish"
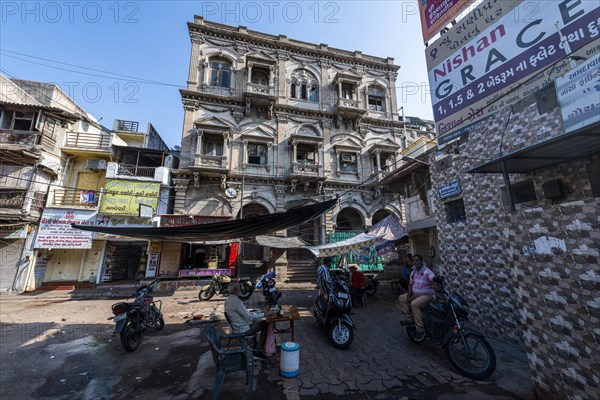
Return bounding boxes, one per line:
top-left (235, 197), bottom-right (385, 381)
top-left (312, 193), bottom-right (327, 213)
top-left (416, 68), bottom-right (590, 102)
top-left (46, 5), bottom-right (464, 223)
top-left (225, 188), bottom-right (237, 198)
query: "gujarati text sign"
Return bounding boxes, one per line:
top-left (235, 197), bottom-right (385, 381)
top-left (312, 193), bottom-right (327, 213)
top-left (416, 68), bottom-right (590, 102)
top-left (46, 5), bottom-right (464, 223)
top-left (35, 209), bottom-right (96, 249)
top-left (100, 179), bottom-right (160, 215)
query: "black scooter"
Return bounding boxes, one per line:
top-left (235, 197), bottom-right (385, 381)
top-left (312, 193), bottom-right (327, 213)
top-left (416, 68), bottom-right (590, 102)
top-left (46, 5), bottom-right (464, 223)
top-left (313, 278), bottom-right (354, 349)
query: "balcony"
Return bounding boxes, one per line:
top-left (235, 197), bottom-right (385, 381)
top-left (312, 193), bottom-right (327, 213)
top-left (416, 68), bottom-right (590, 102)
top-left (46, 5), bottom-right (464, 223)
top-left (289, 162), bottom-right (325, 180)
top-left (334, 98), bottom-right (365, 128)
top-left (0, 129), bottom-right (39, 146)
top-left (244, 82), bottom-right (275, 109)
top-left (52, 189), bottom-right (98, 207)
top-left (193, 154), bottom-right (228, 176)
top-left (0, 191), bottom-right (26, 208)
top-left (63, 131), bottom-right (111, 155)
top-left (116, 120), bottom-right (139, 132)
top-left (105, 162), bottom-right (169, 184)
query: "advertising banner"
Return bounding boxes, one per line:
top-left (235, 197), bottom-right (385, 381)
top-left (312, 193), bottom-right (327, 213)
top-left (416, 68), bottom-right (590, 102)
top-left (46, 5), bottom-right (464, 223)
top-left (100, 179), bottom-right (160, 215)
top-left (34, 209), bottom-right (96, 249)
top-left (555, 53), bottom-right (600, 133)
top-left (419, 0), bottom-right (472, 43)
top-left (426, 0), bottom-right (600, 142)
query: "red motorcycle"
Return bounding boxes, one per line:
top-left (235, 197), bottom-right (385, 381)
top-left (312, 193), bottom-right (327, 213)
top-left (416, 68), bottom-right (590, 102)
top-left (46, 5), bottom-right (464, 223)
top-left (109, 279), bottom-right (164, 352)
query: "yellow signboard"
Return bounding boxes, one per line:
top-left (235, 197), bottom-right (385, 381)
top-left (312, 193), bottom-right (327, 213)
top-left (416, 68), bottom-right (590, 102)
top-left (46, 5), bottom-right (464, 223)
top-left (100, 179), bottom-right (160, 215)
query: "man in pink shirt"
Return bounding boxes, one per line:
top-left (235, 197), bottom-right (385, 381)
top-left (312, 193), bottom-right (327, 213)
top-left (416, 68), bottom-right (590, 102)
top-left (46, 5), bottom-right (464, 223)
top-left (399, 254), bottom-right (437, 341)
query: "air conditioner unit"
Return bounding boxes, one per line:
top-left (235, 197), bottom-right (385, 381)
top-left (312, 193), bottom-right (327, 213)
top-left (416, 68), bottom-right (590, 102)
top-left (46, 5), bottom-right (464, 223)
top-left (86, 159), bottom-right (107, 171)
top-left (341, 153), bottom-right (354, 162)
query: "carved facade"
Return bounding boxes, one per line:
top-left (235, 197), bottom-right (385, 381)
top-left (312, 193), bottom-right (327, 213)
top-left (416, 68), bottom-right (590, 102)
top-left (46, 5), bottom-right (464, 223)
top-left (174, 17), bottom-right (407, 280)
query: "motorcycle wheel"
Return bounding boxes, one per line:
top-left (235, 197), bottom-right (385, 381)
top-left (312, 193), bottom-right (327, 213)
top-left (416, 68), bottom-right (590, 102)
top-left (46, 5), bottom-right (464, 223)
top-left (238, 282), bottom-right (254, 300)
top-left (445, 334), bottom-right (496, 380)
top-left (329, 321), bottom-right (354, 349)
top-left (406, 326), bottom-right (425, 344)
top-left (198, 288), bottom-right (214, 301)
top-left (154, 316), bottom-right (165, 330)
top-left (364, 280), bottom-right (377, 296)
top-left (120, 320), bottom-right (141, 352)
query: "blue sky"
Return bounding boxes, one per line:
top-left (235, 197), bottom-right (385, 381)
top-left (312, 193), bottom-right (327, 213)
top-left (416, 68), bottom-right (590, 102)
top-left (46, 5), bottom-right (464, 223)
top-left (1, 1), bottom-right (434, 148)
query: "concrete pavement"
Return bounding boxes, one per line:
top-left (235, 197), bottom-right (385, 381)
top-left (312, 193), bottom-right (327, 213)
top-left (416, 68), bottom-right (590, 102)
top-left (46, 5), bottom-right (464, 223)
top-left (0, 282), bottom-right (535, 399)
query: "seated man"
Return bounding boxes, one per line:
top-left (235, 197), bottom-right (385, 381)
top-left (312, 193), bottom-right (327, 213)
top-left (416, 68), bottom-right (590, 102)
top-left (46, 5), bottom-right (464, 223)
top-left (224, 281), bottom-right (269, 359)
top-left (398, 254), bottom-right (437, 341)
top-left (349, 265), bottom-right (368, 306)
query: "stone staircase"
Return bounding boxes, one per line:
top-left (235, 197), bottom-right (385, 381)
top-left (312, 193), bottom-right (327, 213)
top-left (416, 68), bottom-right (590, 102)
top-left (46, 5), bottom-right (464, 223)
top-left (285, 263), bottom-right (316, 283)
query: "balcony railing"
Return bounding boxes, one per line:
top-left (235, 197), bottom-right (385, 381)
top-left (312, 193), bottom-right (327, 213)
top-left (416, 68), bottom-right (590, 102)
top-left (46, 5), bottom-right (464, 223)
top-left (245, 82), bottom-right (274, 97)
top-left (117, 165), bottom-right (156, 178)
top-left (194, 154), bottom-right (227, 169)
top-left (0, 191), bottom-right (26, 208)
top-left (52, 189), bottom-right (98, 206)
top-left (31, 192), bottom-right (47, 212)
top-left (290, 162), bottom-right (322, 177)
top-left (66, 132), bottom-right (111, 150)
top-left (0, 129), bottom-right (39, 146)
top-left (116, 120), bottom-right (139, 132)
top-left (335, 98), bottom-right (359, 109)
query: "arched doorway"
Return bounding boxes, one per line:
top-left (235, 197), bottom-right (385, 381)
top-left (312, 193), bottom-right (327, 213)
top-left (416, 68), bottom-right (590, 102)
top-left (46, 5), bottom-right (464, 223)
top-left (237, 203), bottom-right (269, 261)
top-left (372, 209), bottom-right (392, 226)
top-left (335, 207), bottom-right (364, 232)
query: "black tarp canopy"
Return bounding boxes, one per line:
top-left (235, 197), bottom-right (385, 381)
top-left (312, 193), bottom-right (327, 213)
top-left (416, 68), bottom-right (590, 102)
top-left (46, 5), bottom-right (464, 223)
top-left (73, 198), bottom-right (337, 242)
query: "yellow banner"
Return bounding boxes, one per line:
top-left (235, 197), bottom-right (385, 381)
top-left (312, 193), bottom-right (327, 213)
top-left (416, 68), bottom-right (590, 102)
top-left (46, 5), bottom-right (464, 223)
top-left (100, 179), bottom-right (160, 215)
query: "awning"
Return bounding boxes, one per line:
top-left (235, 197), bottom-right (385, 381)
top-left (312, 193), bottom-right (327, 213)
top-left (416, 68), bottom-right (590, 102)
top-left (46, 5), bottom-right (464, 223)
top-left (254, 232), bottom-right (384, 258)
top-left (307, 233), bottom-right (384, 258)
top-left (367, 215), bottom-right (407, 240)
top-left (73, 198), bottom-right (337, 242)
top-left (468, 127), bottom-right (600, 173)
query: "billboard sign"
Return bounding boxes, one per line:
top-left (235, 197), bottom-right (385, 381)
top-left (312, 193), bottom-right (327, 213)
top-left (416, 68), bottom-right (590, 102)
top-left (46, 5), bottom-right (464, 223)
top-left (555, 53), bottom-right (600, 133)
top-left (426, 0), bottom-right (600, 143)
top-left (419, 0), bottom-right (472, 43)
top-left (35, 209), bottom-right (96, 249)
top-left (100, 179), bottom-right (160, 215)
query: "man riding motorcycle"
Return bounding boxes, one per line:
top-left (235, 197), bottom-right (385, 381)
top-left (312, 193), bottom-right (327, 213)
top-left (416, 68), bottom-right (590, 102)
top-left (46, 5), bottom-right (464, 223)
top-left (399, 254), bottom-right (441, 341)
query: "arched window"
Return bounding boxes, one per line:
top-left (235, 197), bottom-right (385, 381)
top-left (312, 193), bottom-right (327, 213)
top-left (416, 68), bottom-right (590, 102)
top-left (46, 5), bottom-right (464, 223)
top-left (290, 70), bottom-right (318, 102)
top-left (209, 59), bottom-right (231, 88)
top-left (368, 86), bottom-right (385, 111)
top-left (203, 135), bottom-right (223, 156)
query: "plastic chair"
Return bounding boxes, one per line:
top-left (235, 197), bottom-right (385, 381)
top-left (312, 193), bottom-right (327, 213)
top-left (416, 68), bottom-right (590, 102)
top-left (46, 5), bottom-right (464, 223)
top-left (202, 326), bottom-right (254, 400)
top-left (224, 311), bottom-right (257, 348)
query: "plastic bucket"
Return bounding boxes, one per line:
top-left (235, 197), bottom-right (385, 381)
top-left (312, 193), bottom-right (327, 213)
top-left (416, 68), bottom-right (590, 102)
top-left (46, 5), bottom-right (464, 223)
top-left (280, 342), bottom-right (300, 377)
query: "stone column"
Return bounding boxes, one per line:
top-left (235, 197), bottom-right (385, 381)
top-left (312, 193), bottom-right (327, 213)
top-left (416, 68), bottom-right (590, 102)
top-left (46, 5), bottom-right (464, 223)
top-left (376, 150), bottom-right (382, 172)
top-left (195, 130), bottom-right (203, 156)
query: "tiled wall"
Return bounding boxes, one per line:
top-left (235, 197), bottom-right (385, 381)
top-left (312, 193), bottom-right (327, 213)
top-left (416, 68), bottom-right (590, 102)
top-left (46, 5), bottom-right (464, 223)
top-left (430, 87), bottom-right (600, 399)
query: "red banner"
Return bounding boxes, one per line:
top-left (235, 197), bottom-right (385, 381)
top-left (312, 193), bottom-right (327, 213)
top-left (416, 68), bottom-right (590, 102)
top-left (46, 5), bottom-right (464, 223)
top-left (419, 0), bottom-right (471, 43)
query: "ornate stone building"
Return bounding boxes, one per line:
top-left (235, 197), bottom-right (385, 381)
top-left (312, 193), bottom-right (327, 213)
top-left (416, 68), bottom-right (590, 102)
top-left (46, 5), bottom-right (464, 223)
top-left (172, 17), bottom-right (406, 281)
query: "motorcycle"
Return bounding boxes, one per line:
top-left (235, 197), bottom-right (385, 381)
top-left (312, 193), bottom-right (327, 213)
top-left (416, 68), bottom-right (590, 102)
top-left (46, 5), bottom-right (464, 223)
top-left (198, 273), bottom-right (253, 301)
top-left (364, 274), bottom-right (379, 296)
top-left (402, 278), bottom-right (496, 379)
top-left (109, 278), bottom-right (164, 353)
top-left (313, 278), bottom-right (354, 349)
top-left (256, 271), bottom-right (281, 305)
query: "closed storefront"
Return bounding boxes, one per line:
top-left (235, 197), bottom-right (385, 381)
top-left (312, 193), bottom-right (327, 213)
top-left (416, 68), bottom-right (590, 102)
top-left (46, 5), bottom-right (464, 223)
top-left (0, 239), bottom-right (24, 292)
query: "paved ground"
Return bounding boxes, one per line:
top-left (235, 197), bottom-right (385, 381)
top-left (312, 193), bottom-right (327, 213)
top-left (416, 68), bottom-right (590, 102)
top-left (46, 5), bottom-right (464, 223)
top-left (0, 282), bottom-right (535, 399)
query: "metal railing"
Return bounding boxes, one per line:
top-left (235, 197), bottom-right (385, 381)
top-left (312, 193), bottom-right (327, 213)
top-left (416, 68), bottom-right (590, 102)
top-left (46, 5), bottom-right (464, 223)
top-left (52, 189), bottom-right (98, 206)
top-left (116, 120), bottom-right (139, 132)
top-left (117, 165), bottom-right (156, 178)
top-left (66, 132), bottom-right (111, 150)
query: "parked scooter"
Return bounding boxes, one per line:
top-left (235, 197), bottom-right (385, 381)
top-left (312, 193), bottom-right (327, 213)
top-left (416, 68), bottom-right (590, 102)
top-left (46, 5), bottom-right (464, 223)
top-left (256, 271), bottom-right (281, 305)
top-left (109, 278), bottom-right (164, 353)
top-left (198, 273), bottom-right (253, 301)
top-left (313, 278), bottom-right (354, 349)
top-left (402, 278), bottom-right (496, 379)
top-left (364, 274), bottom-right (379, 296)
